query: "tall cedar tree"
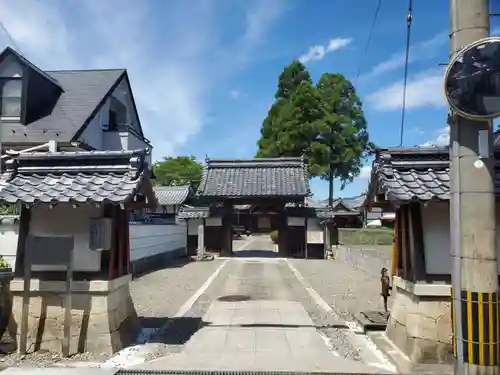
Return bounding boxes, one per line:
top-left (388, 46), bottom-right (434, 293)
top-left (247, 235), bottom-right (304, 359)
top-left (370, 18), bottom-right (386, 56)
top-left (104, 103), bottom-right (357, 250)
top-left (256, 62), bottom-right (373, 189)
top-left (152, 156), bottom-right (204, 190)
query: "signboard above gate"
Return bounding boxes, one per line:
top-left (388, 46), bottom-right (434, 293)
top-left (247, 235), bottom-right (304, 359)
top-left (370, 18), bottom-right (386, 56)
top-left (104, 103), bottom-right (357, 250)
top-left (444, 37), bottom-right (500, 120)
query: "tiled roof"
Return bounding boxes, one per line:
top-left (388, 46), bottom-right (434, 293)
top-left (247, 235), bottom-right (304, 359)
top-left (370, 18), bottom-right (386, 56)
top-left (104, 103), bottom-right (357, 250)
top-left (177, 206), bottom-right (210, 219)
top-left (0, 149), bottom-right (155, 206)
top-left (368, 147), bottom-right (451, 203)
top-left (197, 157), bottom-right (311, 199)
top-left (153, 185), bottom-right (190, 205)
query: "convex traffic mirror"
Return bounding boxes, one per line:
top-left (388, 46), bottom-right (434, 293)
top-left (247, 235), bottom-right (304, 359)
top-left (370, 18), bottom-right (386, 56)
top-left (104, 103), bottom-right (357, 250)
top-left (444, 37), bottom-right (500, 120)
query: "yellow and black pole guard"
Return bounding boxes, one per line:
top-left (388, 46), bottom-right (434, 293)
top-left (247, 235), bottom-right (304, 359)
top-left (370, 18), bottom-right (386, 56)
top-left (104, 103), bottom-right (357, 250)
top-left (452, 288), bottom-right (500, 366)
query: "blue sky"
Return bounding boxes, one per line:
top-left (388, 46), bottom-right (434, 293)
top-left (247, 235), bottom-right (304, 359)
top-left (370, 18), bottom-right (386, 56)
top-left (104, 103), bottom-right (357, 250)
top-left (1, 0), bottom-right (498, 199)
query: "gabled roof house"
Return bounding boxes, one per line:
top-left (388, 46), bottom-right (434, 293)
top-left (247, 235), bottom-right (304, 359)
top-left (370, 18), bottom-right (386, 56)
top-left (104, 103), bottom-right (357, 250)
top-left (0, 47), bottom-right (151, 160)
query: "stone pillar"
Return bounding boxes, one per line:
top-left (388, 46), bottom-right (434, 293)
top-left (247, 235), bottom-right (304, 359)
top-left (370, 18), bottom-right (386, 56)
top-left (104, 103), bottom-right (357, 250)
top-left (385, 276), bottom-right (452, 366)
top-left (10, 275), bottom-right (138, 356)
top-left (197, 220), bottom-right (205, 257)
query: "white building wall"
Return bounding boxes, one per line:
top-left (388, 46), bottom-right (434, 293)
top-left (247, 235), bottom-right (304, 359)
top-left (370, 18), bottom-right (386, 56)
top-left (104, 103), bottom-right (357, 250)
top-left (422, 202), bottom-right (500, 274)
top-left (2, 217), bottom-right (188, 272)
top-left (78, 76), bottom-right (150, 153)
top-left (29, 204), bottom-right (103, 272)
top-left (129, 223), bottom-right (186, 262)
top-left (0, 55), bottom-right (23, 77)
top-left (0, 216), bottom-right (20, 268)
top-left (307, 217), bottom-right (324, 244)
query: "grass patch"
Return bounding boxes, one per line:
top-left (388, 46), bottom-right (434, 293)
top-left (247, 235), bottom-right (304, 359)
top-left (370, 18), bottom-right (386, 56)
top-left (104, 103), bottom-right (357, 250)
top-left (338, 228), bottom-right (394, 246)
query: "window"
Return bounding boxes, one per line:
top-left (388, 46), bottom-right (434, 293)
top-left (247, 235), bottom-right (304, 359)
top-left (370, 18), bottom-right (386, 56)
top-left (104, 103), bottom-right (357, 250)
top-left (0, 78), bottom-right (22, 118)
top-left (108, 109), bottom-right (118, 131)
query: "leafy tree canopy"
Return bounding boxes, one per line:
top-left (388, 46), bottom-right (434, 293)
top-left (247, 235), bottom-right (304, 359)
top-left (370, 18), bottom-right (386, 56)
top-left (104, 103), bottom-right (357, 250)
top-left (152, 156), bottom-right (204, 190)
top-left (257, 62), bottom-right (374, 189)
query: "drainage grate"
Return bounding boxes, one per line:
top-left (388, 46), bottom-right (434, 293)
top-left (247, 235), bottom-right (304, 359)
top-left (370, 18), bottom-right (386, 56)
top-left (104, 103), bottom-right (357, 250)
top-left (116, 371), bottom-right (390, 375)
top-left (217, 294), bottom-right (251, 302)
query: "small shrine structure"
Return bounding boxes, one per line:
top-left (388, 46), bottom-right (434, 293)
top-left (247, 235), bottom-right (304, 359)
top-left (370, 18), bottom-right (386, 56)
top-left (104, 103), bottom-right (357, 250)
top-left (0, 149), bottom-right (156, 356)
top-left (365, 146), bottom-right (456, 367)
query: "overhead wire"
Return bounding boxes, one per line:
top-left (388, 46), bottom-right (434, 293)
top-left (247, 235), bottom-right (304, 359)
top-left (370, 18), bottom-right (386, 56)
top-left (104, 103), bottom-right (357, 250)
top-left (399, 0), bottom-right (413, 147)
top-left (355, 0), bottom-right (383, 84)
top-left (0, 18), bottom-right (22, 53)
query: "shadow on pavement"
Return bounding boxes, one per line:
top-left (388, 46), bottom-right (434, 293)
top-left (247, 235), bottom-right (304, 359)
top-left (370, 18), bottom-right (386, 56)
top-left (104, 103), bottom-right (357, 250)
top-left (143, 317), bottom-right (206, 345)
top-left (132, 256), bottom-right (193, 280)
top-left (232, 250), bottom-right (280, 258)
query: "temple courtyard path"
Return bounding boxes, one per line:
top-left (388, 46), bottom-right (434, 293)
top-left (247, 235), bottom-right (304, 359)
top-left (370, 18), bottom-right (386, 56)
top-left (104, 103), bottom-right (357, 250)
top-left (129, 235), bottom-right (397, 374)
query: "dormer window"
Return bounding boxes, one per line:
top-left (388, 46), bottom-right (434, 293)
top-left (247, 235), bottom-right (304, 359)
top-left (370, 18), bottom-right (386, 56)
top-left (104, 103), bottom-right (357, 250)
top-left (0, 77), bottom-right (22, 119)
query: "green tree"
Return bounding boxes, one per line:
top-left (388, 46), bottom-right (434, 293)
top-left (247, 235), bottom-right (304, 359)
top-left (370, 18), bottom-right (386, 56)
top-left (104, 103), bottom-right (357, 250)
top-left (256, 64), bottom-right (373, 189)
top-left (275, 60), bottom-right (312, 100)
top-left (152, 156), bottom-right (204, 190)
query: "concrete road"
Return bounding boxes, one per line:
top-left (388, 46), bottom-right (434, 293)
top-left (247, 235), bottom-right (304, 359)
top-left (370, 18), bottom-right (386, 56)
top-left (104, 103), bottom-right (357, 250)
top-left (133, 236), bottom-right (397, 373)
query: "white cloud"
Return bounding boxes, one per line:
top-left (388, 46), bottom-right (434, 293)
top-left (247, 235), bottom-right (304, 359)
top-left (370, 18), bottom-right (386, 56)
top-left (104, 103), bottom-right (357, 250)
top-left (0, 0), bottom-right (285, 159)
top-left (421, 126), bottom-right (450, 147)
top-left (359, 31), bottom-right (447, 81)
top-left (298, 37), bottom-right (352, 64)
top-left (365, 69), bottom-right (446, 111)
top-left (229, 90), bottom-right (240, 99)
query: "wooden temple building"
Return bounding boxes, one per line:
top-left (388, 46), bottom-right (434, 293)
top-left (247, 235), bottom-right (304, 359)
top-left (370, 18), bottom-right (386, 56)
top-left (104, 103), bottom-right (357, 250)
top-left (365, 146), bottom-right (460, 367)
top-left (0, 149), bottom-right (156, 355)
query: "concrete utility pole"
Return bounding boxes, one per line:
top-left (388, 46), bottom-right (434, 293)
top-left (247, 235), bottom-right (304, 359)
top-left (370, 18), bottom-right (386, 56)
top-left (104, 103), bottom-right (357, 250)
top-left (449, 0), bottom-right (500, 374)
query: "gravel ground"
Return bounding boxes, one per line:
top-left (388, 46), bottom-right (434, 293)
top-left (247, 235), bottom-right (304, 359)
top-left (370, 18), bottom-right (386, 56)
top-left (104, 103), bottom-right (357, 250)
top-left (289, 245), bottom-right (393, 321)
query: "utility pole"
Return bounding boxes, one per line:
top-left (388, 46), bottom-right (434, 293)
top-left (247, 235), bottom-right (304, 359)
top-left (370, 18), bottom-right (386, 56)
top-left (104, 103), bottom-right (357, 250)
top-left (449, 0), bottom-right (499, 374)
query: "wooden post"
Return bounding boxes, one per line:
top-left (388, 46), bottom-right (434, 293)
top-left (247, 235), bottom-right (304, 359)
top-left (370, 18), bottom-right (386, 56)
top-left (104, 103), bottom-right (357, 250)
top-left (125, 211), bottom-right (131, 274)
top-left (62, 243), bottom-right (74, 357)
top-left (391, 209), bottom-right (399, 280)
top-left (184, 219), bottom-right (189, 257)
top-left (19, 257), bottom-right (30, 354)
top-left (117, 209), bottom-right (124, 277)
top-left (305, 217), bottom-right (308, 259)
top-left (400, 206), bottom-right (409, 279)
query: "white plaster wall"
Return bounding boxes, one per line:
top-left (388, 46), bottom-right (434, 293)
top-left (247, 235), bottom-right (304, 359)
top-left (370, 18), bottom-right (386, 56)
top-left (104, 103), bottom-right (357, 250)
top-left (78, 75), bottom-right (148, 152)
top-left (188, 219), bottom-right (202, 235)
top-left (206, 217), bottom-right (222, 226)
top-left (130, 223), bottom-right (186, 262)
top-left (288, 217), bottom-right (305, 226)
top-left (307, 217), bottom-right (323, 244)
top-left (29, 204), bottom-right (103, 272)
top-left (0, 55), bottom-right (23, 77)
top-left (0, 217), bottom-right (19, 269)
top-left (422, 202), bottom-right (500, 274)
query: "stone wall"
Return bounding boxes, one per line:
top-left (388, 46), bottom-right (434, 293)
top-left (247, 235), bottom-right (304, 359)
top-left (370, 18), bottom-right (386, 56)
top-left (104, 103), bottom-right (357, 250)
top-left (386, 277), bottom-right (453, 365)
top-left (9, 275), bottom-right (138, 355)
top-left (334, 244), bottom-right (392, 277)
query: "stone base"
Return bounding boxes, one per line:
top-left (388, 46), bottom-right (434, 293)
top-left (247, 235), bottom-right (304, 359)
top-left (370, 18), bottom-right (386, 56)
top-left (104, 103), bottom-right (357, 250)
top-left (10, 274), bottom-right (139, 356)
top-left (386, 277), bottom-right (453, 365)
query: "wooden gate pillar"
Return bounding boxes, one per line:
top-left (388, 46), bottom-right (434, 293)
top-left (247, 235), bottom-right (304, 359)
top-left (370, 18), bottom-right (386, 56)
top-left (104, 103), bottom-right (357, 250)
top-left (221, 201), bottom-right (233, 256)
top-left (277, 203), bottom-right (288, 256)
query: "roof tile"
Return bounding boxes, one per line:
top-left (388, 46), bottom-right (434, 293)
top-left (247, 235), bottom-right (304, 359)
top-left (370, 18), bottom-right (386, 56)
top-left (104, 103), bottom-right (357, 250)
top-left (197, 157), bottom-right (310, 199)
top-left (153, 185), bottom-right (190, 205)
top-left (0, 149), bottom-right (153, 205)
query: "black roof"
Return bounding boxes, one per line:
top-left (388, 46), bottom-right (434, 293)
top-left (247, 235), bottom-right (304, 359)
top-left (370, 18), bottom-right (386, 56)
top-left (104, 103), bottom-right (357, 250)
top-left (0, 47), bottom-right (143, 145)
top-left (197, 157), bottom-right (311, 199)
top-left (367, 147), bottom-right (452, 204)
top-left (0, 149), bottom-right (155, 206)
